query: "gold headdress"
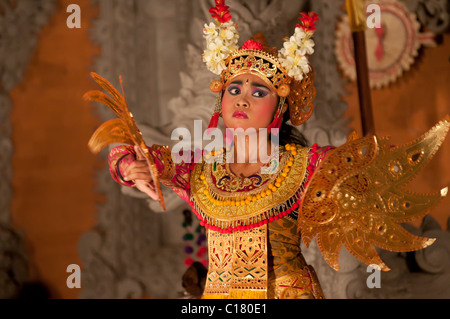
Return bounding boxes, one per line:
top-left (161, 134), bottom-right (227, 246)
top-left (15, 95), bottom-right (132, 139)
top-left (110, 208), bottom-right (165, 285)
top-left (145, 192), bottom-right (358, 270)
top-left (203, 1), bottom-right (319, 129)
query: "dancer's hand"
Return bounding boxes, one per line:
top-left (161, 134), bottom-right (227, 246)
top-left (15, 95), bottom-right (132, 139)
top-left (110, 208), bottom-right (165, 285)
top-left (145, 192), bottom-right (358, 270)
top-left (122, 145), bottom-right (159, 200)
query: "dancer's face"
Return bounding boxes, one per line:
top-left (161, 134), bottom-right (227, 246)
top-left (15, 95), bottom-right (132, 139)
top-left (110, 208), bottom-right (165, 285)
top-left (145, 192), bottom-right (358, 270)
top-left (221, 73), bottom-right (278, 131)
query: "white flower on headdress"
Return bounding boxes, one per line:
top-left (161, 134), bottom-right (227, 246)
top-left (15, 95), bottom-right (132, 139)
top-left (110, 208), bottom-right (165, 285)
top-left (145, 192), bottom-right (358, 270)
top-left (203, 53), bottom-right (226, 75)
top-left (278, 27), bottom-right (315, 81)
top-left (203, 22), bottom-right (219, 41)
top-left (218, 22), bottom-right (238, 41)
top-left (292, 27), bottom-right (315, 55)
top-left (283, 55), bottom-right (310, 80)
top-left (202, 21), bottom-right (239, 75)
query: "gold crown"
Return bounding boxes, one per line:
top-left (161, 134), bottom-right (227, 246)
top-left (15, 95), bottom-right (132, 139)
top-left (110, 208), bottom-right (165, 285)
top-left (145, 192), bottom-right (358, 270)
top-left (221, 49), bottom-right (289, 92)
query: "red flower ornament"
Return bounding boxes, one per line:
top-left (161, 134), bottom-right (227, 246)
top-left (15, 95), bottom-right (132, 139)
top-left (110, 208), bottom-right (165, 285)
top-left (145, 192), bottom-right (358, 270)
top-left (296, 12), bottom-right (320, 32)
top-left (241, 39), bottom-right (263, 50)
top-left (209, 0), bottom-right (232, 23)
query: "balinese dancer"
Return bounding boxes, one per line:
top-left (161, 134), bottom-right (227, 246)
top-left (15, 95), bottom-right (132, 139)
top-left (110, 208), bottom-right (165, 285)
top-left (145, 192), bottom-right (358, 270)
top-left (85, 0), bottom-right (449, 299)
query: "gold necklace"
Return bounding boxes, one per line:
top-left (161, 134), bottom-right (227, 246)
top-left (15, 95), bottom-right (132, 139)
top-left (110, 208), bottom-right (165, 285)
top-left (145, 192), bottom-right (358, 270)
top-left (201, 144), bottom-right (298, 206)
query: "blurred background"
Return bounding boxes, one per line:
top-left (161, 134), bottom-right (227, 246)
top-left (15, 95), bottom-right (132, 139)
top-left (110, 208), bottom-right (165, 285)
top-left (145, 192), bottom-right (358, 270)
top-left (1, 0), bottom-right (449, 299)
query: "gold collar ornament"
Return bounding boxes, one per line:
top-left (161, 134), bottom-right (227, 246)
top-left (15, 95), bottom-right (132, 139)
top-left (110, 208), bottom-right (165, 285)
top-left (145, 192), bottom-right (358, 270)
top-left (189, 145), bottom-right (309, 233)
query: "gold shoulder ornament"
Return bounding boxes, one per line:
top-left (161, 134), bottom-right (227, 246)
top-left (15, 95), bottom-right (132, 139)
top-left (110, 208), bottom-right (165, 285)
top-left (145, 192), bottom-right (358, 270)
top-left (298, 117), bottom-right (449, 271)
top-left (84, 72), bottom-right (166, 211)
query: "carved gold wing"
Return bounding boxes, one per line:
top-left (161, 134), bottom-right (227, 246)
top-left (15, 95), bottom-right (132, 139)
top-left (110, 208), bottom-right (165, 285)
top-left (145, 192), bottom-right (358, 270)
top-left (298, 117), bottom-right (449, 271)
top-left (85, 72), bottom-right (166, 211)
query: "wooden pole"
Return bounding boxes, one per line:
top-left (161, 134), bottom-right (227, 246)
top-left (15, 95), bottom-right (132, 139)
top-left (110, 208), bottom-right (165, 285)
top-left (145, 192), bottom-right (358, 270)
top-left (353, 31), bottom-right (375, 136)
top-left (346, 0), bottom-right (375, 136)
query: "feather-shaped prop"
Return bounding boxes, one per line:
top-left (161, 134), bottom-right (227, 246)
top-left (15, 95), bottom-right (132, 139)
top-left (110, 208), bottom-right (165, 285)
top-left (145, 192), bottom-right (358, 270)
top-left (299, 117), bottom-right (449, 271)
top-left (85, 72), bottom-right (166, 211)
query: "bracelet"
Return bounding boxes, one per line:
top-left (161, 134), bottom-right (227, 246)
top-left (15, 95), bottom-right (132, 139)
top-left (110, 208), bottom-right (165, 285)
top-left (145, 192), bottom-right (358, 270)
top-left (116, 154), bottom-right (130, 183)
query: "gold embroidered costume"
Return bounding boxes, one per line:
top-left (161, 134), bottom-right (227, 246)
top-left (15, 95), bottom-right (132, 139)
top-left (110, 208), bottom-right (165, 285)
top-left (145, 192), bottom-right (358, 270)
top-left (189, 145), bottom-right (325, 299)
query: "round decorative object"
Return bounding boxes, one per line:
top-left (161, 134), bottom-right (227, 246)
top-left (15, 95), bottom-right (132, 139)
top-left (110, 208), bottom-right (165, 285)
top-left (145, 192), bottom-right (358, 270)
top-left (335, 0), bottom-right (436, 89)
top-left (209, 80), bottom-right (223, 93)
top-left (277, 84), bottom-right (291, 97)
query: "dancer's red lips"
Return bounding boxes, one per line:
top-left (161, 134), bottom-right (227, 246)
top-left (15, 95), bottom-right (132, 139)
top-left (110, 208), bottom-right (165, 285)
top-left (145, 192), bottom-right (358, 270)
top-left (232, 111), bottom-right (248, 119)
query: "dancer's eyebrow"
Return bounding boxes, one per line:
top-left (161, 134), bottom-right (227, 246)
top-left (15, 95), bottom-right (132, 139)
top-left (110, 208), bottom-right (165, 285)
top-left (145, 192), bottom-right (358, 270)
top-left (230, 80), bottom-right (270, 91)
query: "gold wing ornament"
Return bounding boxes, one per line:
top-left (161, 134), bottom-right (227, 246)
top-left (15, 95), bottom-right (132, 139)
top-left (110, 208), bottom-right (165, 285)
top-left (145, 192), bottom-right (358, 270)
top-left (298, 117), bottom-right (450, 271)
top-left (85, 72), bottom-right (166, 211)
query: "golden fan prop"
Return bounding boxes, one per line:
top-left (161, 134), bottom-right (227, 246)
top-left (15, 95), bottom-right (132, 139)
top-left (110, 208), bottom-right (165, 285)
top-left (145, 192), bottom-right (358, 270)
top-left (85, 72), bottom-right (166, 211)
top-left (299, 116), bottom-right (450, 271)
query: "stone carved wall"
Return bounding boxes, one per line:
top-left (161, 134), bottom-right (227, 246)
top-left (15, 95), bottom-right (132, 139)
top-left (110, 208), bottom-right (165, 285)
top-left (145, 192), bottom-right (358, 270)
top-left (82, 0), bottom-right (450, 299)
top-left (402, 0), bottom-right (450, 34)
top-left (80, 0), bottom-right (191, 299)
top-left (0, 0), bottom-right (57, 298)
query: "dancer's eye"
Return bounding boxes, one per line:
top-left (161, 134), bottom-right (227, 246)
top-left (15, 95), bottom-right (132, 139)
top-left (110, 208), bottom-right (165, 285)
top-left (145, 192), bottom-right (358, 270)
top-left (228, 85), bottom-right (240, 95)
top-left (252, 88), bottom-right (269, 98)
